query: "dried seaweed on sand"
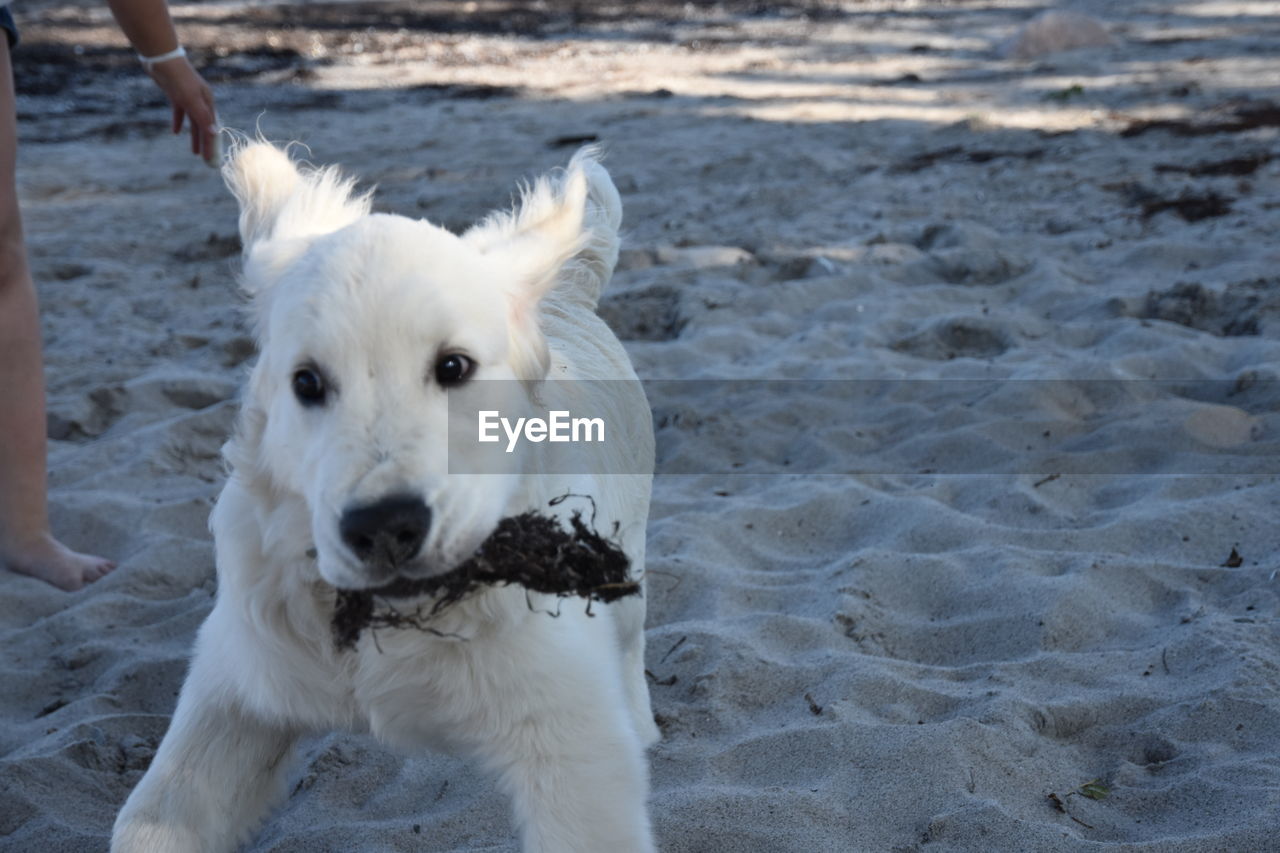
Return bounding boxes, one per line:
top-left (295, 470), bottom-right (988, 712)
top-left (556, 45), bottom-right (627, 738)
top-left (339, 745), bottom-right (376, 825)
top-left (331, 499), bottom-right (637, 650)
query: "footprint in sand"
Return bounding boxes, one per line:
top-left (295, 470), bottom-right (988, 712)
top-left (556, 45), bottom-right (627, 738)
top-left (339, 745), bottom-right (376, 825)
top-left (1124, 279), bottom-right (1280, 337)
top-left (891, 316), bottom-right (1012, 360)
top-left (916, 222), bottom-right (1034, 285)
top-left (47, 385), bottom-right (127, 441)
top-left (598, 284), bottom-right (687, 341)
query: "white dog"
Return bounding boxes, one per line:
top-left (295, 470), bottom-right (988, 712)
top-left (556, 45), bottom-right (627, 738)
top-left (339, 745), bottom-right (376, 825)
top-left (111, 142), bottom-right (657, 852)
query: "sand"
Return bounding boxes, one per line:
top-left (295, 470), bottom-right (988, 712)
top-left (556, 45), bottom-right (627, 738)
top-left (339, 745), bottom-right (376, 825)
top-left (3, 0), bottom-right (1280, 850)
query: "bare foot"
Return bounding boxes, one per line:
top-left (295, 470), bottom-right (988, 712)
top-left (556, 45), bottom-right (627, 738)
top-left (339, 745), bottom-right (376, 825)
top-left (3, 532), bottom-right (115, 591)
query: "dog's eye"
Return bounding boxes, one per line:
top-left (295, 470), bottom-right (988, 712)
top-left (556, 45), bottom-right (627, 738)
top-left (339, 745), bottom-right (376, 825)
top-left (292, 368), bottom-right (327, 406)
top-left (434, 353), bottom-right (473, 387)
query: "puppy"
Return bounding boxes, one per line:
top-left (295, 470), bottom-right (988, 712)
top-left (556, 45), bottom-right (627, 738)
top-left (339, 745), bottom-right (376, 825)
top-left (112, 142), bottom-right (657, 853)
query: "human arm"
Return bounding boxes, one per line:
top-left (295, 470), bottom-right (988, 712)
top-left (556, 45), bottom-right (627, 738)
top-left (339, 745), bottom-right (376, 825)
top-left (105, 0), bottom-right (219, 163)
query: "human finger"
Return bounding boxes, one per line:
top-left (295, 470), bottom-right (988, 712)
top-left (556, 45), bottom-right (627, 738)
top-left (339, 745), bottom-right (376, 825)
top-left (186, 101), bottom-right (218, 162)
top-left (203, 92), bottom-right (220, 165)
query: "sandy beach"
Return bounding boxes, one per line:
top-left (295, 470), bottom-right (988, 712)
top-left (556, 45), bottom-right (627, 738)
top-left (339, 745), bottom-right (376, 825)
top-left (3, 0), bottom-right (1280, 849)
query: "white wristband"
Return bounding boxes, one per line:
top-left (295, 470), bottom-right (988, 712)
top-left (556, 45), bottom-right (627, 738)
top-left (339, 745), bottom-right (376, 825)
top-left (138, 45), bottom-right (186, 71)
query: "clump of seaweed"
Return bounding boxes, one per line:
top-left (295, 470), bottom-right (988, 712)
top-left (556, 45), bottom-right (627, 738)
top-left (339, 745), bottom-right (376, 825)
top-left (331, 497), bottom-right (637, 650)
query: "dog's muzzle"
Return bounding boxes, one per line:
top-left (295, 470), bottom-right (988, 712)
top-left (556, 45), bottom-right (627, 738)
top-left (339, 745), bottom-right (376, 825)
top-left (339, 494), bottom-right (432, 573)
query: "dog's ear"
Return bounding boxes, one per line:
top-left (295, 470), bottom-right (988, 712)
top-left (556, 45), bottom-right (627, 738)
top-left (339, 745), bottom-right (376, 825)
top-left (223, 142), bottom-right (372, 278)
top-left (463, 147), bottom-right (621, 306)
top-left (463, 150), bottom-right (616, 381)
top-left (463, 149), bottom-right (622, 380)
top-left (223, 143), bottom-right (303, 248)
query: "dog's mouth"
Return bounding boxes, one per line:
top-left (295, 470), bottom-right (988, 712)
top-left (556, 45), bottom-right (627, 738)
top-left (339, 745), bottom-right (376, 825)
top-left (332, 544), bottom-right (470, 597)
top-left (364, 572), bottom-right (441, 600)
top-left (330, 501), bottom-right (639, 650)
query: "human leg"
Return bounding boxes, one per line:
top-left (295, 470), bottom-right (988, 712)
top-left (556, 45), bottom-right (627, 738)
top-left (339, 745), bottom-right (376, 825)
top-left (0, 35), bottom-right (114, 590)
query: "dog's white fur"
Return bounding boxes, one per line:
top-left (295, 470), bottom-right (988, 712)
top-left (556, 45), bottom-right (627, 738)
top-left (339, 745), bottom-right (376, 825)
top-left (111, 143), bottom-right (657, 852)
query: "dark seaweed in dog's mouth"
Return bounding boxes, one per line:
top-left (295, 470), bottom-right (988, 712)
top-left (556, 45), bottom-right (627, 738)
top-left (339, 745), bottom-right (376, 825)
top-left (330, 499), bottom-right (638, 650)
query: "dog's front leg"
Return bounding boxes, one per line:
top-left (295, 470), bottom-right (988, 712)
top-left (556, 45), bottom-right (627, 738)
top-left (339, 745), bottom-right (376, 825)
top-left (469, 647), bottom-right (656, 853)
top-left (112, 645), bottom-right (298, 853)
top-left (488, 714), bottom-right (655, 853)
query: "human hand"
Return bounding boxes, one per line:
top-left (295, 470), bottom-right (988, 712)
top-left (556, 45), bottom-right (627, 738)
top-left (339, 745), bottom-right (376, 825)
top-left (145, 56), bottom-right (220, 164)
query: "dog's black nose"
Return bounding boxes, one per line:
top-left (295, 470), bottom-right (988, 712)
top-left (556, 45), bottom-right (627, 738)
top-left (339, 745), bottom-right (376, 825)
top-left (340, 495), bottom-right (432, 567)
